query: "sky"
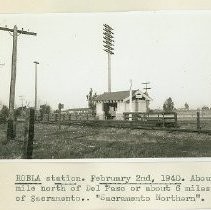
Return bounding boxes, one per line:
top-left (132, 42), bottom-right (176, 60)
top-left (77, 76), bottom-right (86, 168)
top-left (0, 11), bottom-right (211, 110)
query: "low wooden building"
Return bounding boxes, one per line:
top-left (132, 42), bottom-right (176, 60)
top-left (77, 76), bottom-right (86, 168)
top-left (94, 90), bottom-right (152, 120)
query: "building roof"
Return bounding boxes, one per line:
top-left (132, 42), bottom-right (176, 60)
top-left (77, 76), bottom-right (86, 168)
top-left (94, 90), bottom-right (136, 101)
top-left (94, 90), bottom-right (152, 102)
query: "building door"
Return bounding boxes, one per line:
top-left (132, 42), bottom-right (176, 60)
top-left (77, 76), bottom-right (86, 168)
top-left (103, 102), bottom-right (117, 119)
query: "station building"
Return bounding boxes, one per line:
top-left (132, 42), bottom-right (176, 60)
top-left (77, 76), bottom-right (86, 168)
top-left (94, 90), bottom-right (152, 120)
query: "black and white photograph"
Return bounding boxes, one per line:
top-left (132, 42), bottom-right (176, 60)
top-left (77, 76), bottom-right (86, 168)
top-left (0, 11), bottom-right (211, 159)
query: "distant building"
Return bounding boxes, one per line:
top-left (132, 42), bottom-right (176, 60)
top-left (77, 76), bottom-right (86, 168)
top-left (94, 90), bottom-right (152, 120)
top-left (177, 107), bottom-right (189, 111)
top-left (62, 108), bottom-right (91, 114)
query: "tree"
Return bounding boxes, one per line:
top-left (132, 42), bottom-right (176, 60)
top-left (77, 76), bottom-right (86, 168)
top-left (163, 97), bottom-right (174, 112)
top-left (184, 102), bottom-right (189, 110)
top-left (0, 105), bottom-right (9, 123)
top-left (39, 104), bottom-right (51, 120)
top-left (14, 107), bottom-right (22, 120)
top-left (86, 88), bottom-right (97, 115)
top-left (202, 106), bottom-right (209, 111)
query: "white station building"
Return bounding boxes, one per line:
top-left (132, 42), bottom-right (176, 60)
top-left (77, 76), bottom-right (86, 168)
top-left (94, 89), bottom-right (152, 120)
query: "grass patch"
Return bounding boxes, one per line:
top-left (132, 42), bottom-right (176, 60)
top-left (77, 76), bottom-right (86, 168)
top-left (0, 123), bottom-right (211, 159)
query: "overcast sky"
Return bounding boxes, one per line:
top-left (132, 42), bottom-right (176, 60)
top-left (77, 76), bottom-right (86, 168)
top-left (0, 11), bottom-right (211, 110)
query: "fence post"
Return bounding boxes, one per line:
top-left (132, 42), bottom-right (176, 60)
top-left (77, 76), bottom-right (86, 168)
top-left (58, 108), bottom-right (61, 130)
top-left (174, 112), bottom-right (178, 127)
top-left (26, 108), bottom-right (35, 159)
top-left (162, 113), bottom-right (165, 127)
top-left (197, 111), bottom-right (201, 131)
top-left (129, 112), bottom-right (132, 121)
top-left (22, 110), bottom-right (29, 158)
top-left (7, 119), bottom-right (16, 140)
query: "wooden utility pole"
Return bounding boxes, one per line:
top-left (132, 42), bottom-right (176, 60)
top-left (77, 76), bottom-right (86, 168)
top-left (0, 25), bottom-right (36, 140)
top-left (129, 79), bottom-right (133, 121)
top-left (34, 61), bottom-right (39, 112)
top-left (142, 82), bottom-right (151, 93)
top-left (7, 25), bottom-right (18, 140)
top-left (142, 82), bottom-right (151, 113)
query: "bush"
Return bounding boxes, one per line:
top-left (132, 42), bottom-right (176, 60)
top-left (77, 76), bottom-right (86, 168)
top-left (0, 105), bottom-right (9, 124)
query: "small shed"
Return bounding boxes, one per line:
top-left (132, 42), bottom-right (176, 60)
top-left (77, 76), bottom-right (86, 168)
top-left (94, 90), bottom-right (152, 120)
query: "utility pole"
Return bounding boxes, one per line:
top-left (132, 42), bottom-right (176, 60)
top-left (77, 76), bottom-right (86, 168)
top-left (142, 82), bottom-right (151, 113)
top-left (129, 79), bottom-right (133, 121)
top-left (103, 24), bottom-right (114, 93)
top-left (34, 61), bottom-right (39, 112)
top-left (142, 82), bottom-right (151, 94)
top-left (0, 25), bottom-right (37, 140)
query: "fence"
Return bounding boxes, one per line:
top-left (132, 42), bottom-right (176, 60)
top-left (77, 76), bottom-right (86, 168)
top-left (38, 112), bottom-right (96, 122)
top-left (35, 110), bottom-right (211, 131)
top-left (36, 111), bottom-right (178, 128)
top-left (176, 110), bottom-right (211, 130)
top-left (123, 112), bottom-right (177, 127)
top-left (177, 110), bottom-right (211, 119)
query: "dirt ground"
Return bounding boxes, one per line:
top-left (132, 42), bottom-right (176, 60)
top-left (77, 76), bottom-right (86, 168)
top-left (0, 123), bottom-right (211, 159)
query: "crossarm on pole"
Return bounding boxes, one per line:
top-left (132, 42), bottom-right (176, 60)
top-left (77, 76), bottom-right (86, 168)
top-left (0, 26), bottom-right (37, 36)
